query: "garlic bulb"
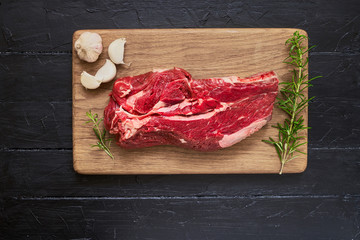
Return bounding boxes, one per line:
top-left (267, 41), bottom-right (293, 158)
top-left (80, 71), bottom-right (102, 89)
top-left (108, 38), bottom-right (126, 64)
top-left (75, 32), bottom-right (103, 63)
top-left (95, 59), bottom-right (117, 83)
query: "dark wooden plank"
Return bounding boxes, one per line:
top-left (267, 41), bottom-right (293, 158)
top-left (310, 53), bottom-right (360, 101)
top-left (1, 196), bottom-right (359, 239)
top-left (0, 0), bottom-right (359, 53)
top-left (309, 100), bottom-right (360, 148)
top-left (0, 102), bottom-right (72, 149)
top-left (309, 54), bottom-right (360, 148)
top-left (0, 55), bottom-right (72, 102)
top-left (1, 149), bottom-right (359, 197)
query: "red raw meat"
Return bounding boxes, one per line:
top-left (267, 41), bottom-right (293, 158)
top-left (104, 68), bottom-right (279, 151)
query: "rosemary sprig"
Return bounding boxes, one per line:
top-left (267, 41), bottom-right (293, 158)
top-left (263, 31), bottom-right (322, 174)
top-left (85, 110), bottom-right (114, 159)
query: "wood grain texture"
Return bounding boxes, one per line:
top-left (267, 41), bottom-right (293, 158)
top-left (1, 0), bottom-right (359, 55)
top-left (72, 28), bottom-right (308, 174)
top-left (2, 197), bottom-right (359, 240)
top-left (1, 149), bottom-right (360, 198)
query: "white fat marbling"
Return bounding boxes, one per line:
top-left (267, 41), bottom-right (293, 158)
top-left (218, 119), bottom-right (268, 148)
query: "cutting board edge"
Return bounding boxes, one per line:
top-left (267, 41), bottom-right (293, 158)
top-left (73, 165), bottom-right (308, 175)
top-left (73, 151), bottom-right (308, 175)
top-left (72, 28), bottom-right (308, 41)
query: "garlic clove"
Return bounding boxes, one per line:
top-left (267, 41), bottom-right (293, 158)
top-left (95, 59), bottom-right (117, 83)
top-left (108, 38), bottom-right (126, 64)
top-left (80, 71), bottom-right (103, 89)
top-left (75, 32), bottom-right (103, 63)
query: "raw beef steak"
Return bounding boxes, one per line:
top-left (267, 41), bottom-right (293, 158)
top-left (104, 68), bottom-right (279, 151)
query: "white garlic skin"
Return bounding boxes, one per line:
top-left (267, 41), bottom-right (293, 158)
top-left (75, 32), bottom-right (103, 63)
top-left (108, 38), bottom-right (126, 64)
top-left (95, 59), bottom-right (117, 83)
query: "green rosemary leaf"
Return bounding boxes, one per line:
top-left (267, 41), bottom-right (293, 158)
top-left (293, 141), bottom-right (307, 149)
top-left (263, 31), bottom-right (322, 174)
top-left (295, 149), bottom-right (307, 155)
top-left (102, 129), bottom-right (106, 139)
top-left (86, 110), bottom-right (114, 160)
top-left (307, 76), bottom-right (323, 82)
top-left (262, 139), bottom-right (275, 144)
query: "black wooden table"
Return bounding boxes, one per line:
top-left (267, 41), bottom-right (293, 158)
top-left (1, 0), bottom-right (359, 239)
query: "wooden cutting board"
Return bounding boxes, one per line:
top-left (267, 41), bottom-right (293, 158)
top-left (72, 28), bottom-right (308, 174)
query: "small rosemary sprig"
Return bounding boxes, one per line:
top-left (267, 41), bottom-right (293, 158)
top-left (263, 31), bottom-right (321, 174)
top-left (85, 110), bottom-right (114, 159)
